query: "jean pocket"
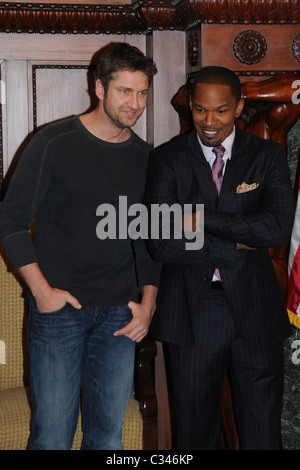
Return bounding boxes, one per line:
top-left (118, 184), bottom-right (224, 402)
top-left (123, 304), bottom-right (132, 313)
top-left (122, 304), bottom-right (133, 319)
top-left (33, 302), bottom-right (67, 315)
top-left (111, 305), bottom-right (133, 330)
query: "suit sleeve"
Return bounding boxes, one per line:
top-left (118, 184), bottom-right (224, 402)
top-left (144, 148), bottom-right (237, 267)
top-left (204, 143), bottom-right (295, 248)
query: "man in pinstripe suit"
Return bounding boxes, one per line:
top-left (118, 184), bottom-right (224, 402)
top-left (144, 67), bottom-right (295, 449)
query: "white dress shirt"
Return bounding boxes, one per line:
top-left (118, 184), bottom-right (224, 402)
top-left (197, 127), bottom-right (236, 174)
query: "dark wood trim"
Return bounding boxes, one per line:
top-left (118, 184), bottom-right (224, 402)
top-left (0, 0), bottom-right (298, 35)
top-left (136, 336), bottom-right (158, 450)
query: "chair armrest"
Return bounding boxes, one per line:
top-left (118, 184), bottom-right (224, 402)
top-left (135, 336), bottom-right (158, 449)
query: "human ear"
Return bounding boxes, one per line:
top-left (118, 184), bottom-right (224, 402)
top-left (95, 79), bottom-right (105, 101)
top-left (235, 98), bottom-right (244, 118)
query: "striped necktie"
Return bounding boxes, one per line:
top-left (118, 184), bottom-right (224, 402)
top-left (212, 145), bottom-right (226, 194)
top-left (212, 145), bottom-right (226, 280)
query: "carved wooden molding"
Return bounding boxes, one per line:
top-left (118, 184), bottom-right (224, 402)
top-left (233, 30), bottom-right (267, 65)
top-left (0, 0), bottom-right (299, 34)
top-left (0, 2), bottom-right (148, 34)
top-left (187, 30), bottom-right (199, 67)
top-left (186, 69), bottom-right (300, 81)
top-left (292, 34), bottom-right (300, 63)
top-left (192, 0), bottom-right (300, 25)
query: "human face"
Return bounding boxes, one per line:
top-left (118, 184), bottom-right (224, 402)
top-left (189, 83), bottom-right (244, 147)
top-left (96, 70), bottom-right (149, 129)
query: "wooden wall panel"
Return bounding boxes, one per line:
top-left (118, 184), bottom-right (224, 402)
top-left (152, 30), bottom-right (186, 147)
top-left (201, 24), bottom-right (300, 73)
top-left (3, 60), bottom-right (29, 179)
top-left (0, 31), bottom-right (186, 184)
top-left (0, 33), bottom-right (154, 182)
top-left (28, 63), bottom-right (93, 132)
top-left (0, 34), bottom-right (148, 62)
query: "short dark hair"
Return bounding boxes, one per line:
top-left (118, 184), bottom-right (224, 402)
top-left (190, 66), bottom-right (242, 103)
top-left (94, 42), bottom-right (157, 92)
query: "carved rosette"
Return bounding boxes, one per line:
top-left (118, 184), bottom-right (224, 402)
top-left (233, 30), bottom-right (267, 65)
top-left (292, 34), bottom-right (300, 63)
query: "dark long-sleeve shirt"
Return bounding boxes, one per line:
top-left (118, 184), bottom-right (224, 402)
top-left (0, 116), bottom-right (160, 306)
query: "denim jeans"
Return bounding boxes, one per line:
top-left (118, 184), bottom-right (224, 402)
top-left (27, 300), bottom-right (136, 450)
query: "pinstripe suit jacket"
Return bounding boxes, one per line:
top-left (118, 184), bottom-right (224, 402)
top-left (144, 129), bottom-right (295, 348)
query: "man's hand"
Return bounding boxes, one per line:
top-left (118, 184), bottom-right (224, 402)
top-left (34, 287), bottom-right (82, 313)
top-left (114, 285), bottom-right (158, 343)
top-left (237, 243), bottom-right (257, 250)
top-left (113, 301), bottom-right (152, 343)
top-left (181, 211), bottom-right (201, 233)
top-left (18, 262), bottom-right (81, 313)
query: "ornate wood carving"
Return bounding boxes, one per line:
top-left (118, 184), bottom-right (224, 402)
top-left (0, 2), bottom-right (148, 34)
top-left (193, 0), bottom-right (300, 24)
top-left (0, 0), bottom-right (299, 34)
top-left (187, 30), bottom-right (199, 67)
top-left (293, 33), bottom-right (300, 63)
top-left (233, 30), bottom-right (267, 65)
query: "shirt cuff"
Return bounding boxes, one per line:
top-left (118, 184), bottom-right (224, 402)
top-left (2, 231), bottom-right (37, 271)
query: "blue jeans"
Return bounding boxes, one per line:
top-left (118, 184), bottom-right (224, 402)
top-left (27, 300), bottom-right (136, 450)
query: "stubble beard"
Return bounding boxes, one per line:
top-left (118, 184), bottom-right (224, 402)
top-left (103, 100), bottom-right (140, 130)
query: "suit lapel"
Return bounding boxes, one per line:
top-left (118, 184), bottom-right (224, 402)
top-left (185, 131), bottom-right (219, 208)
top-left (184, 130), bottom-right (253, 210)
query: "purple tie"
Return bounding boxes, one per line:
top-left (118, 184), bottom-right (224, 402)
top-left (212, 146), bottom-right (225, 280)
top-left (212, 146), bottom-right (225, 195)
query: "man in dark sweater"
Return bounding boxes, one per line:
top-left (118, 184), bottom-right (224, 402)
top-left (0, 43), bottom-right (160, 450)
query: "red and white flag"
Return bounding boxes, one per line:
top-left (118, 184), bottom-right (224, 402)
top-left (287, 174), bottom-right (300, 329)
